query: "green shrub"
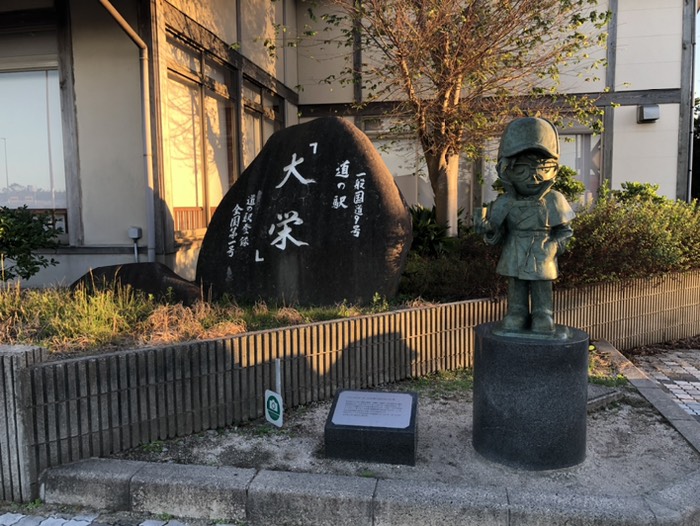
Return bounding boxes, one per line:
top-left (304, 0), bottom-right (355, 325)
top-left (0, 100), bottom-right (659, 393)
top-left (559, 187), bottom-right (700, 287)
top-left (400, 182), bottom-right (700, 300)
top-left (409, 205), bottom-right (453, 257)
top-left (399, 230), bottom-right (505, 301)
top-left (0, 206), bottom-right (60, 281)
top-left (554, 165), bottom-right (586, 203)
top-left (600, 181), bottom-right (667, 204)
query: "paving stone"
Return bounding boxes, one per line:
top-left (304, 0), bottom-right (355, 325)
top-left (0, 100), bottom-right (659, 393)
top-left (633, 350), bottom-right (700, 417)
top-left (0, 514), bottom-right (26, 526)
top-left (38, 519), bottom-right (67, 526)
top-left (14, 516), bottom-right (45, 526)
top-left (70, 517), bottom-right (98, 524)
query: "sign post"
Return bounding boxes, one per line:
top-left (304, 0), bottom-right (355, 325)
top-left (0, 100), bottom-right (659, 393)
top-left (265, 359), bottom-right (284, 427)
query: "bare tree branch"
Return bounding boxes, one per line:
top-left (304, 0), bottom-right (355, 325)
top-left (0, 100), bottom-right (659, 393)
top-left (311, 0), bottom-right (609, 232)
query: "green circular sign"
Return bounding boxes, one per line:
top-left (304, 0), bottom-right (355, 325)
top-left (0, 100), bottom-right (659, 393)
top-left (265, 390), bottom-right (283, 427)
top-left (266, 395), bottom-right (281, 421)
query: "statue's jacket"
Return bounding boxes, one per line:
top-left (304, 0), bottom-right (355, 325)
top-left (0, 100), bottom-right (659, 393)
top-left (485, 183), bottom-right (575, 281)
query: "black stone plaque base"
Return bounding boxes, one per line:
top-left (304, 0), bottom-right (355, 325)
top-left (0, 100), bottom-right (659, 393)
top-left (472, 322), bottom-right (589, 471)
top-left (324, 390), bottom-right (418, 466)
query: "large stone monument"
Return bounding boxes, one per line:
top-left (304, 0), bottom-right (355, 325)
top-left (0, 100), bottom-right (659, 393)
top-left (196, 117), bottom-right (412, 305)
top-left (472, 117), bottom-right (589, 470)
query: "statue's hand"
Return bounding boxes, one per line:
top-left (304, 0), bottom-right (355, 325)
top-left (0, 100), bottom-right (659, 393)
top-left (474, 218), bottom-right (495, 237)
top-left (473, 209), bottom-right (493, 236)
top-left (551, 223), bottom-right (574, 254)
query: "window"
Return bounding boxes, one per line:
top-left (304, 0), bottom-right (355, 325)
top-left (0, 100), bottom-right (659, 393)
top-left (241, 79), bottom-right (283, 168)
top-left (166, 36), bottom-right (237, 232)
top-left (360, 117), bottom-right (432, 208)
top-left (0, 29), bottom-right (67, 233)
top-left (559, 134), bottom-right (602, 204)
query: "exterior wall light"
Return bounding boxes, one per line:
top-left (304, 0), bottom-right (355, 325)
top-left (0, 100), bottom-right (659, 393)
top-left (128, 226), bottom-right (143, 263)
top-left (637, 104), bottom-right (660, 124)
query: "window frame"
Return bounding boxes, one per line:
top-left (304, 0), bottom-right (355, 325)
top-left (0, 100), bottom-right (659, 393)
top-left (241, 78), bottom-right (284, 168)
top-left (0, 20), bottom-right (72, 245)
top-left (165, 33), bottom-right (239, 235)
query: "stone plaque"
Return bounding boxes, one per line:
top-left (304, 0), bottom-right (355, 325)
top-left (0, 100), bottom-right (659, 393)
top-left (331, 391), bottom-right (413, 429)
top-left (324, 389), bottom-right (418, 465)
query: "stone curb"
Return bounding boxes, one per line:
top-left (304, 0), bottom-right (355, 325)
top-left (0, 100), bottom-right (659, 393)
top-left (38, 342), bottom-right (700, 526)
top-left (40, 457), bottom-right (700, 526)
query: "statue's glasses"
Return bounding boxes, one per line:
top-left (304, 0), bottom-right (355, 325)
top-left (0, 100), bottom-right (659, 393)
top-left (507, 159), bottom-right (558, 183)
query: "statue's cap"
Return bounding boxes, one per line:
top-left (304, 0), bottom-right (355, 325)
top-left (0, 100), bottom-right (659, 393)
top-left (498, 117), bottom-right (560, 160)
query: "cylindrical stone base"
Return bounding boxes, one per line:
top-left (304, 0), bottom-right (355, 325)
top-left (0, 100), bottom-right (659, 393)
top-left (472, 322), bottom-right (589, 471)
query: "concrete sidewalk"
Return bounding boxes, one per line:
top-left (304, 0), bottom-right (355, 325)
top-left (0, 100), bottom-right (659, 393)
top-left (31, 342), bottom-right (700, 526)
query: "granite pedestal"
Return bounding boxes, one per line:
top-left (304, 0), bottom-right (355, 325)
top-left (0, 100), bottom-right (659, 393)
top-left (325, 390), bottom-right (418, 466)
top-left (472, 322), bottom-right (589, 470)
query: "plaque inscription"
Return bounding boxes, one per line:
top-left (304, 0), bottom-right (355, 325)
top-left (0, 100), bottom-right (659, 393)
top-left (331, 391), bottom-right (412, 429)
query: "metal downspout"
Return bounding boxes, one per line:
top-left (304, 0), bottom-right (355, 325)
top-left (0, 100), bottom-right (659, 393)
top-left (688, 7), bottom-right (697, 201)
top-left (98, 0), bottom-right (156, 262)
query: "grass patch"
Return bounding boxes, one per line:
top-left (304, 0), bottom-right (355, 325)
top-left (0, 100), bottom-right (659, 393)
top-left (138, 440), bottom-right (166, 454)
top-left (588, 343), bottom-right (628, 387)
top-left (398, 368), bottom-right (474, 398)
top-left (589, 374), bottom-right (628, 387)
top-left (0, 283), bottom-right (399, 354)
top-left (230, 420), bottom-right (290, 438)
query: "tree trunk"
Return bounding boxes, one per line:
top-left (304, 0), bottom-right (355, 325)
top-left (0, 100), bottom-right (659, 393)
top-left (426, 151), bottom-right (460, 237)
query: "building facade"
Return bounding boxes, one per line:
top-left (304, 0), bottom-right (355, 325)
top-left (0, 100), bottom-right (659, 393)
top-left (0, 0), bottom-right (695, 286)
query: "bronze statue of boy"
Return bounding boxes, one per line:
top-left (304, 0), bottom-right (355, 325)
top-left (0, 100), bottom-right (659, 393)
top-left (474, 117), bottom-right (575, 335)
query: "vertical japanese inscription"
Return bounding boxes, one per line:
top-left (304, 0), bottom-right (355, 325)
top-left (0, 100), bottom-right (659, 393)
top-left (227, 194), bottom-right (257, 258)
top-left (352, 172), bottom-right (366, 238)
top-left (331, 159), bottom-right (365, 238)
